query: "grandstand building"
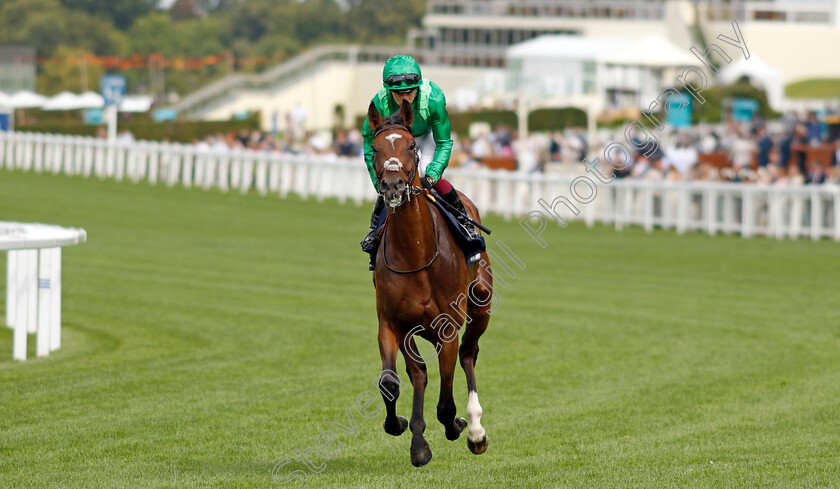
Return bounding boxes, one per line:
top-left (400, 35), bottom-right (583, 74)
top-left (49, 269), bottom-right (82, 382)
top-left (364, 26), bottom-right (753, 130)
top-left (0, 45), bottom-right (36, 93)
top-left (411, 0), bottom-right (840, 82)
top-left (174, 0), bottom-right (840, 130)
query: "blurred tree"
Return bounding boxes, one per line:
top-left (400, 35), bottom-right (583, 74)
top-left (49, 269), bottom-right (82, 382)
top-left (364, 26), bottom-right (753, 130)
top-left (225, 0), bottom-right (274, 43)
top-left (345, 0), bottom-right (425, 44)
top-left (293, 0), bottom-right (345, 45)
top-left (59, 0), bottom-right (155, 30)
top-left (171, 0), bottom-right (202, 21)
top-left (0, 0), bottom-right (124, 57)
top-left (63, 11), bottom-right (128, 55)
top-left (37, 45), bottom-right (105, 95)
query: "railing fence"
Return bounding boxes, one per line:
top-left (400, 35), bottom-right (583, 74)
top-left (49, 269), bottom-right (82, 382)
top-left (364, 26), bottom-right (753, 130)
top-left (2, 132), bottom-right (838, 241)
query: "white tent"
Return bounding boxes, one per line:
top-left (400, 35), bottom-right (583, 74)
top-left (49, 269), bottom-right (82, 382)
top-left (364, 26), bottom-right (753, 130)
top-left (599, 34), bottom-right (697, 67)
top-left (42, 92), bottom-right (85, 111)
top-left (508, 36), bottom-right (629, 60)
top-left (0, 92), bottom-right (12, 108)
top-left (718, 54), bottom-right (785, 111)
top-left (77, 91), bottom-right (104, 109)
top-left (119, 95), bottom-right (153, 113)
top-left (8, 91), bottom-right (48, 109)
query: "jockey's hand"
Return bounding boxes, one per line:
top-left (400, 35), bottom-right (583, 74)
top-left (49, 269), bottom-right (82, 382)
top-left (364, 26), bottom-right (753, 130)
top-left (421, 175), bottom-right (435, 189)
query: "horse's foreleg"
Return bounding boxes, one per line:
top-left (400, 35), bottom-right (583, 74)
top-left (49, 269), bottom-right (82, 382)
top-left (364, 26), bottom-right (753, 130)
top-left (437, 339), bottom-right (467, 441)
top-left (401, 335), bottom-right (432, 467)
top-left (378, 324), bottom-right (408, 437)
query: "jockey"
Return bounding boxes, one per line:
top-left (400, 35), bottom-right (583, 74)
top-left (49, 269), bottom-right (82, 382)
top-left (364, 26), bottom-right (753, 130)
top-left (360, 55), bottom-right (479, 258)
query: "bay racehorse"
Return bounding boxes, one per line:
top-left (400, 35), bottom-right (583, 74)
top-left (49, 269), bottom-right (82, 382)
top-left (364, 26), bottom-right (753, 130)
top-left (368, 99), bottom-right (492, 467)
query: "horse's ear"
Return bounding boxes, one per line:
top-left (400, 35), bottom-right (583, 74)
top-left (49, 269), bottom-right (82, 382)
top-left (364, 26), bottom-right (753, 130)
top-left (367, 102), bottom-right (382, 131)
top-left (400, 98), bottom-right (413, 128)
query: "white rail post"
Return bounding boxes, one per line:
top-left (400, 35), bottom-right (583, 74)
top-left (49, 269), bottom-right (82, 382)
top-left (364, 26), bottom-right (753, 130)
top-left (115, 143), bottom-right (126, 181)
top-left (21, 133), bottom-right (32, 171)
top-left (33, 134), bottom-right (44, 173)
top-left (316, 159), bottom-right (328, 201)
top-left (105, 139), bottom-right (117, 178)
top-left (643, 186), bottom-right (654, 232)
top-left (167, 145), bottom-right (181, 187)
top-left (25, 249), bottom-right (38, 334)
top-left (256, 154), bottom-right (269, 196)
top-left (36, 248), bottom-right (54, 357)
top-left (4, 133), bottom-right (14, 169)
top-left (218, 152), bottom-right (230, 192)
top-left (790, 190), bottom-right (804, 239)
top-left (742, 188), bottom-right (754, 238)
top-left (810, 189), bottom-right (822, 241)
top-left (204, 154), bottom-right (216, 190)
top-left (70, 136), bottom-right (82, 176)
top-left (675, 186), bottom-right (687, 234)
top-left (194, 149), bottom-right (205, 187)
top-left (12, 251), bottom-right (26, 361)
top-left (269, 156), bottom-right (281, 194)
top-left (230, 150), bottom-right (242, 189)
top-left (834, 189), bottom-right (840, 242)
top-left (705, 189), bottom-right (717, 236)
top-left (241, 152), bottom-right (255, 194)
top-left (94, 140), bottom-right (105, 178)
top-left (41, 134), bottom-right (53, 172)
top-left (722, 191), bottom-right (735, 234)
top-left (49, 248), bottom-right (62, 352)
top-left (772, 192), bottom-right (785, 240)
top-left (0, 133), bottom-right (6, 168)
top-left (6, 251), bottom-right (16, 328)
top-left (182, 148), bottom-right (194, 188)
top-left (148, 143), bottom-right (160, 184)
top-left (83, 138), bottom-right (94, 176)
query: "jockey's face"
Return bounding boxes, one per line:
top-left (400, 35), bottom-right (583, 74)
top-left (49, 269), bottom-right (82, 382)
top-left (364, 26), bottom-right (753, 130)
top-left (390, 89), bottom-right (417, 109)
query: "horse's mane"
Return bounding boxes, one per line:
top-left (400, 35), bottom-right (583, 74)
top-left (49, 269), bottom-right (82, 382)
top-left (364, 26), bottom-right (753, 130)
top-left (379, 110), bottom-right (412, 135)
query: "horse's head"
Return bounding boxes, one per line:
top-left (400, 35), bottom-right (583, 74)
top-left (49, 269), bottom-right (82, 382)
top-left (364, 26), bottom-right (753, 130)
top-left (367, 99), bottom-right (420, 208)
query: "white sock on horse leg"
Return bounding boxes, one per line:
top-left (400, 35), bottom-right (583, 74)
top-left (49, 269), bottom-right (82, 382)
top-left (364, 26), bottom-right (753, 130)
top-left (466, 390), bottom-right (485, 442)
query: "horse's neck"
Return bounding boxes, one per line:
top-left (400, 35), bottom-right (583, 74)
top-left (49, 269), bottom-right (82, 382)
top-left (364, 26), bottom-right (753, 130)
top-left (387, 194), bottom-right (436, 264)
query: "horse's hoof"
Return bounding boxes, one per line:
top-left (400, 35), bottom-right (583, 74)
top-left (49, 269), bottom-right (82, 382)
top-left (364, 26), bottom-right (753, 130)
top-left (383, 416), bottom-right (408, 437)
top-left (446, 417), bottom-right (467, 441)
top-left (410, 444), bottom-right (433, 467)
top-left (467, 435), bottom-right (488, 455)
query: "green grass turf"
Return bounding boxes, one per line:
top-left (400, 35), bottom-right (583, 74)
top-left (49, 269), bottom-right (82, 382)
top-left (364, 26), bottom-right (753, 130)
top-left (785, 78), bottom-right (840, 99)
top-left (1, 169), bottom-right (839, 488)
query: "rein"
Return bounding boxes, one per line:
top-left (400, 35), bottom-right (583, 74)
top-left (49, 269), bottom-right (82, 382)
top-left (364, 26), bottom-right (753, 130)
top-left (382, 205), bottom-right (440, 274)
top-left (375, 122), bottom-right (439, 274)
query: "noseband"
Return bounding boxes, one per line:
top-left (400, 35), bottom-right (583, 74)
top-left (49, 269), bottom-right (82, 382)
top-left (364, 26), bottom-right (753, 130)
top-left (374, 123), bottom-right (422, 206)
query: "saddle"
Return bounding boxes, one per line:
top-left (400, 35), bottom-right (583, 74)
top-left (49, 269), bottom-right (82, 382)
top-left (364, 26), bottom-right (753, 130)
top-left (367, 191), bottom-right (486, 269)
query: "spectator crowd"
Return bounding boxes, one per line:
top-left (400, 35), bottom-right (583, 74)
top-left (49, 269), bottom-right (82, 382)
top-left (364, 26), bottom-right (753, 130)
top-left (106, 109), bottom-right (840, 187)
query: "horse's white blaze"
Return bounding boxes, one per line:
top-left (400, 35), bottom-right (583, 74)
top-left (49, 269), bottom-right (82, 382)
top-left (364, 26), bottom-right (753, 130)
top-left (466, 390), bottom-right (485, 442)
top-left (385, 133), bottom-right (402, 149)
top-left (384, 157), bottom-right (403, 173)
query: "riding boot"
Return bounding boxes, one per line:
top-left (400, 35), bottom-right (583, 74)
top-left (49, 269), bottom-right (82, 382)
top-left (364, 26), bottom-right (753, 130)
top-left (441, 188), bottom-right (480, 240)
top-left (361, 195), bottom-right (386, 258)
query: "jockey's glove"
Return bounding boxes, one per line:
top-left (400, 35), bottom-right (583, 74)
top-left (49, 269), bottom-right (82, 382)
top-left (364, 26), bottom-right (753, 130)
top-left (421, 175), bottom-right (435, 189)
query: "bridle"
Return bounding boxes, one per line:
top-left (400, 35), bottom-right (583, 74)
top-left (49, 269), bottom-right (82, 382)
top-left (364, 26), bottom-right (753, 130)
top-left (374, 122), bottom-right (439, 274)
top-left (374, 123), bottom-right (422, 206)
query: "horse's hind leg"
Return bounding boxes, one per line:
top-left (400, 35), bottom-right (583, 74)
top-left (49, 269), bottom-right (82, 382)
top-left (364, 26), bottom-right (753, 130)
top-left (460, 261), bottom-right (492, 454)
top-left (401, 336), bottom-right (433, 467)
top-left (377, 323), bottom-right (408, 437)
top-left (437, 339), bottom-right (467, 441)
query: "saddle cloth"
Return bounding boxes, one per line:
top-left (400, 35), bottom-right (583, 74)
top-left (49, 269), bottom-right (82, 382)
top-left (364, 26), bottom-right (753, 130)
top-left (367, 191), bottom-right (486, 268)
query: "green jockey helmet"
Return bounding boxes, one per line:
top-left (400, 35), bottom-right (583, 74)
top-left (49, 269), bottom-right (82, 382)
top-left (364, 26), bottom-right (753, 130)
top-left (382, 55), bottom-right (423, 92)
